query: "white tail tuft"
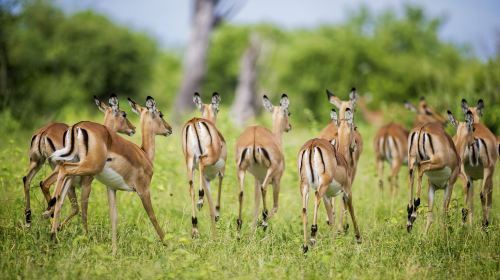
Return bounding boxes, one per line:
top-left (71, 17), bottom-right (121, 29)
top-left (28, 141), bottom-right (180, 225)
top-left (50, 127), bottom-right (79, 162)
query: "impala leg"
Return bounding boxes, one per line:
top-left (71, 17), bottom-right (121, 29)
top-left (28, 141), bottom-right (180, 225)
top-left (236, 169), bottom-right (245, 234)
top-left (344, 192), bottom-right (362, 243)
top-left (410, 168), bottom-right (425, 225)
top-left (442, 182), bottom-right (454, 231)
top-left (187, 163), bottom-right (198, 238)
top-left (252, 179), bottom-right (262, 230)
top-left (462, 178), bottom-right (473, 225)
top-left (202, 177), bottom-right (217, 237)
top-left (390, 159), bottom-right (402, 193)
top-left (301, 183), bottom-right (309, 253)
top-left (40, 168), bottom-right (58, 205)
top-left (407, 163), bottom-right (416, 232)
top-left (197, 168), bottom-right (204, 210)
top-left (310, 190), bottom-right (322, 246)
top-left (425, 184), bottom-right (435, 234)
top-left (23, 160), bottom-right (43, 226)
top-left (481, 167), bottom-right (494, 228)
top-left (50, 174), bottom-right (72, 241)
top-left (107, 188), bottom-right (118, 255)
top-left (215, 172), bottom-right (223, 221)
top-left (269, 179), bottom-right (281, 219)
top-left (137, 188), bottom-right (165, 243)
top-left (259, 168), bottom-right (274, 230)
top-left (323, 196), bottom-right (334, 228)
top-left (376, 157), bottom-right (384, 190)
top-left (80, 176), bottom-right (93, 234)
top-left (58, 184), bottom-right (79, 231)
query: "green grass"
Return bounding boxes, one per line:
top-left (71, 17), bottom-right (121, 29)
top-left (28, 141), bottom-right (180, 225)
top-left (0, 111), bottom-right (498, 279)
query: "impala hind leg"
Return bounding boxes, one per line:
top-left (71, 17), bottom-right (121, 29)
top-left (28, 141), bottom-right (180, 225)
top-left (301, 183), bottom-right (309, 253)
top-left (58, 185), bottom-right (79, 231)
top-left (50, 174), bottom-right (73, 241)
top-left (187, 166), bottom-right (199, 238)
top-left (259, 168), bottom-right (274, 230)
top-left (236, 169), bottom-right (245, 234)
top-left (323, 196), bottom-right (334, 228)
top-left (23, 160), bottom-right (42, 226)
top-left (462, 178), bottom-right (473, 225)
top-left (310, 189), bottom-right (324, 246)
top-left (376, 157), bottom-right (384, 190)
top-left (269, 179), bottom-right (281, 219)
top-left (425, 184), bottom-right (436, 234)
top-left (137, 188), bottom-right (165, 243)
top-left (252, 179), bottom-right (262, 230)
top-left (480, 167), bottom-right (494, 228)
top-left (215, 172), bottom-right (223, 221)
top-left (80, 176), bottom-right (93, 234)
top-left (202, 177), bottom-right (217, 237)
top-left (107, 188), bottom-right (118, 255)
top-left (390, 159), bottom-right (402, 193)
top-left (344, 192), bottom-right (362, 243)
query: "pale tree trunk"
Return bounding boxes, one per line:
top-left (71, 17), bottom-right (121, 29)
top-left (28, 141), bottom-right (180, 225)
top-left (230, 35), bottom-right (262, 127)
top-left (173, 0), bottom-right (217, 122)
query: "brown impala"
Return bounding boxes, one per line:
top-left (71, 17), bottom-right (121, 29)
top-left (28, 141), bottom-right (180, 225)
top-left (235, 94), bottom-right (291, 234)
top-left (298, 108), bottom-right (362, 253)
top-left (181, 92), bottom-right (227, 237)
top-left (22, 95), bottom-right (135, 229)
top-left (48, 96), bottom-right (171, 254)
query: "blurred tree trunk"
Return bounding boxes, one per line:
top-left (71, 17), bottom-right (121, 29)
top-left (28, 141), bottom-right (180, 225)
top-left (173, 0), bottom-right (244, 122)
top-left (230, 35), bottom-right (261, 127)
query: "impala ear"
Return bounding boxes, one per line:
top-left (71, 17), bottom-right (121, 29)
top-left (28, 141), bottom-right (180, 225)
top-left (326, 89), bottom-right (341, 108)
top-left (211, 92), bottom-right (221, 111)
top-left (476, 99), bottom-right (484, 117)
top-left (447, 110), bottom-right (458, 128)
top-left (330, 109), bottom-right (338, 127)
top-left (404, 101), bottom-right (417, 112)
top-left (330, 138), bottom-right (337, 147)
top-left (465, 110), bottom-right (474, 132)
top-left (146, 96), bottom-right (157, 116)
top-left (109, 94), bottom-right (119, 115)
top-left (345, 108), bottom-right (353, 129)
top-left (94, 96), bottom-right (107, 112)
top-left (127, 98), bottom-right (141, 115)
top-left (193, 92), bottom-right (203, 111)
top-left (262, 95), bottom-right (274, 112)
top-left (280, 94), bottom-right (289, 110)
top-left (461, 98), bottom-right (469, 114)
top-left (349, 87), bottom-right (358, 108)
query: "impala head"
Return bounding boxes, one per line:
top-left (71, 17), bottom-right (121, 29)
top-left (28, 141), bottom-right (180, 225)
top-left (193, 92), bottom-right (221, 123)
top-left (404, 97), bottom-right (447, 126)
top-left (326, 88), bottom-right (358, 118)
top-left (448, 110), bottom-right (475, 158)
top-left (461, 98), bottom-right (484, 123)
top-left (263, 94), bottom-right (291, 133)
top-left (329, 109), bottom-right (339, 147)
top-left (336, 108), bottom-right (355, 155)
top-left (128, 96), bottom-right (172, 137)
top-left (95, 94), bottom-right (136, 136)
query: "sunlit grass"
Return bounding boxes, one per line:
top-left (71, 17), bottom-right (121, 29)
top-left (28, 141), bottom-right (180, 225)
top-left (0, 110), bottom-right (498, 279)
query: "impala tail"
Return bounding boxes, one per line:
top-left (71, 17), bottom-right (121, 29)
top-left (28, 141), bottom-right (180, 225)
top-left (51, 126), bottom-right (88, 162)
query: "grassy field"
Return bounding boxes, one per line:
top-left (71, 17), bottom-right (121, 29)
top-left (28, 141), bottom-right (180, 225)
top-left (0, 110), bottom-right (498, 279)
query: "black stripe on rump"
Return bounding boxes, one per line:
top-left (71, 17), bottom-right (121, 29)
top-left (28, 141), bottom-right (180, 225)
top-left (62, 130), bottom-right (68, 147)
top-left (261, 148), bottom-right (271, 163)
top-left (299, 150), bottom-right (305, 174)
top-left (47, 137), bottom-right (56, 153)
top-left (427, 134), bottom-right (435, 154)
top-left (239, 148), bottom-right (248, 167)
top-left (81, 128), bottom-right (89, 156)
top-left (200, 122), bottom-right (212, 144)
top-left (409, 132), bottom-right (416, 153)
top-left (392, 136), bottom-right (399, 155)
top-left (193, 123), bottom-right (203, 155)
top-left (60, 126), bottom-right (76, 158)
top-left (184, 125), bottom-right (190, 149)
top-left (316, 147), bottom-right (325, 174)
top-left (30, 135), bottom-right (37, 148)
top-left (308, 147), bottom-right (314, 183)
top-left (479, 138), bottom-right (488, 165)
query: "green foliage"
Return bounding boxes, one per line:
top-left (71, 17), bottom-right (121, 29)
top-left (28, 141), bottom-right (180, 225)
top-left (0, 0), bottom-right (159, 127)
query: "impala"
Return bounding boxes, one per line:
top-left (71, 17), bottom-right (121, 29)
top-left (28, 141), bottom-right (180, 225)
top-left (22, 95), bottom-right (135, 228)
top-left (235, 94), bottom-right (291, 233)
top-left (406, 121), bottom-right (460, 233)
top-left (48, 96), bottom-right (171, 254)
top-left (404, 97), bottom-right (447, 127)
top-left (322, 88), bottom-right (363, 232)
top-left (181, 92), bottom-right (227, 237)
top-left (449, 100), bottom-right (497, 227)
top-left (298, 108), bottom-right (362, 253)
top-left (373, 123), bottom-right (409, 192)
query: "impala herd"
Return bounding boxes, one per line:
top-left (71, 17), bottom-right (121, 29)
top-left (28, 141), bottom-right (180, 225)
top-left (21, 90), bottom-right (498, 254)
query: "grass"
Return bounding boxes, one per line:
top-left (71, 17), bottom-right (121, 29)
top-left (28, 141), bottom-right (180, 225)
top-left (0, 110), bottom-right (498, 279)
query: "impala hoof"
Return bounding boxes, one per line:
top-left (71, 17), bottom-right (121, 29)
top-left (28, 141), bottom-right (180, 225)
top-left (344, 223), bottom-right (350, 233)
top-left (42, 210), bottom-right (52, 219)
top-left (191, 228), bottom-right (199, 239)
top-left (309, 238), bottom-right (316, 246)
top-left (50, 232), bottom-right (58, 243)
top-left (406, 222), bottom-right (413, 233)
top-left (303, 245), bottom-right (309, 254)
top-left (215, 215), bottom-right (220, 222)
top-left (261, 220), bottom-right (268, 231)
top-left (355, 235), bottom-right (362, 244)
top-left (197, 200), bottom-right (204, 210)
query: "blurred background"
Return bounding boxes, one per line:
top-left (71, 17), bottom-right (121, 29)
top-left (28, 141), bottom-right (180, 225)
top-left (1, 0), bottom-right (499, 133)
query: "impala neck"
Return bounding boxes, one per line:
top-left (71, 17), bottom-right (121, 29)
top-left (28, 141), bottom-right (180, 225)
top-left (272, 117), bottom-right (284, 149)
top-left (141, 122), bottom-right (156, 163)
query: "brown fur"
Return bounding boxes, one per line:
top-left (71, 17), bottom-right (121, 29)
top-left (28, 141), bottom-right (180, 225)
top-left (48, 97), bottom-right (171, 254)
top-left (235, 94), bottom-right (290, 233)
top-left (373, 122), bottom-right (409, 192)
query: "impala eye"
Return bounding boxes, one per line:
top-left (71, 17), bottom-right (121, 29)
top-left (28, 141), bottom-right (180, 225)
top-left (159, 111), bottom-right (164, 118)
top-left (122, 112), bottom-right (127, 118)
